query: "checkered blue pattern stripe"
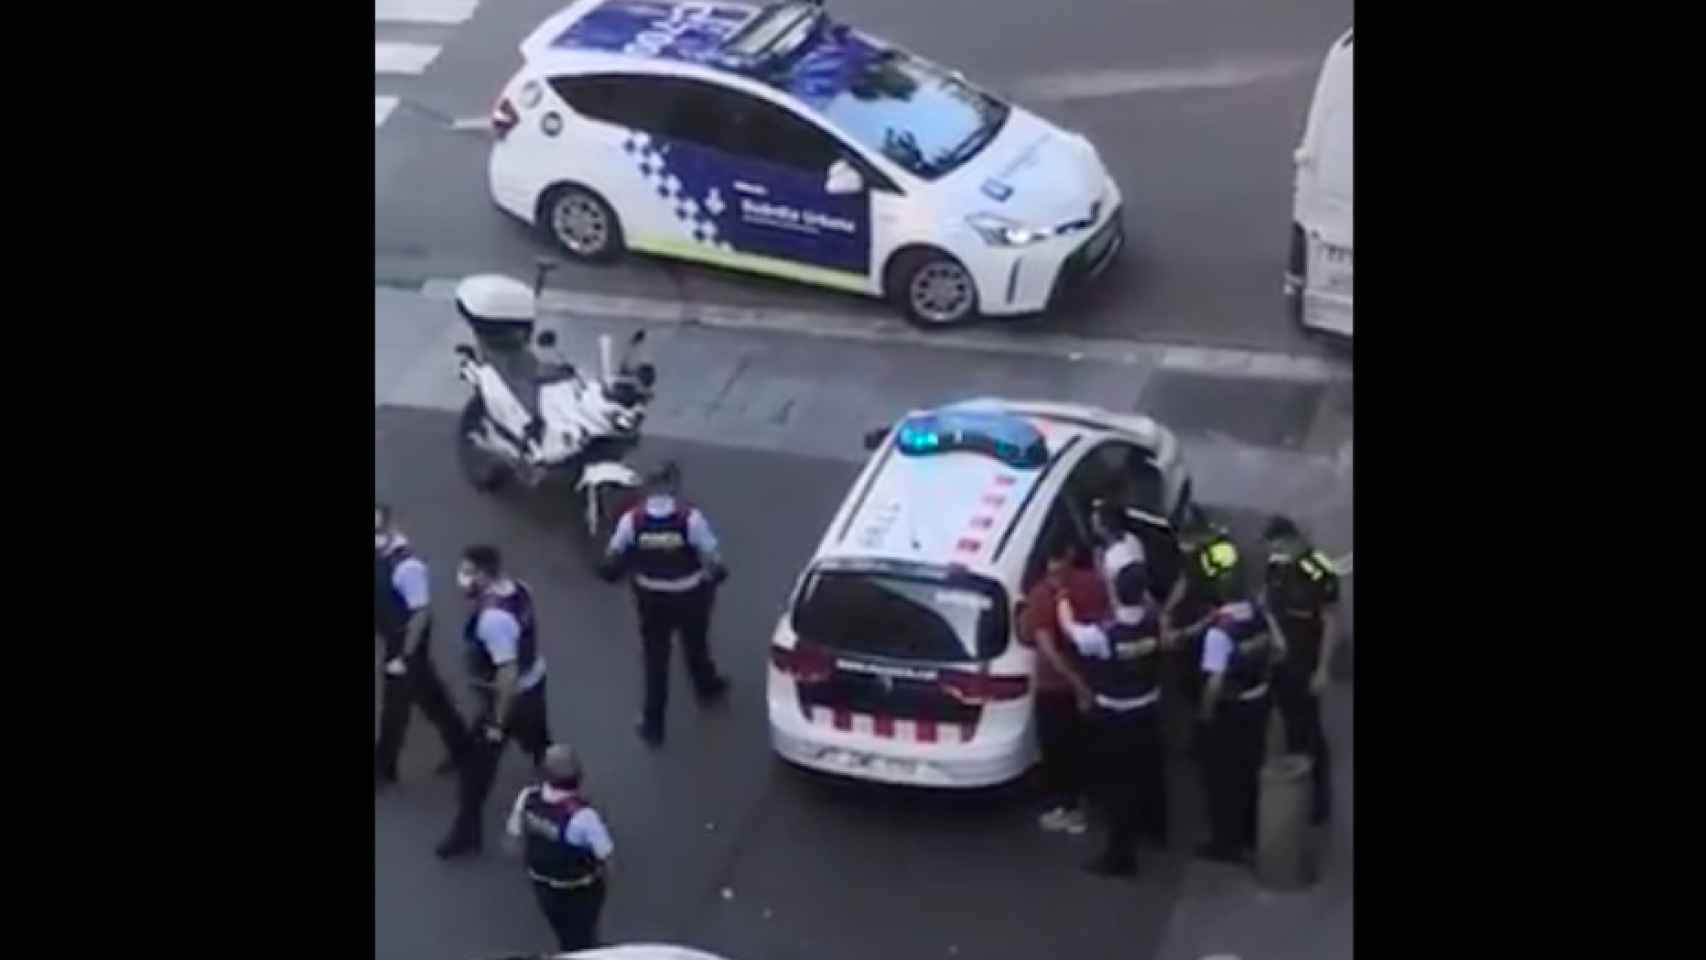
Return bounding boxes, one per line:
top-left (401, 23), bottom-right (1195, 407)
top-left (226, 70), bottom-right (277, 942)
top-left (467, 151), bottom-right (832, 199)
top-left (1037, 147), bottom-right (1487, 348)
top-left (622, 131), bottom-right (734, 251)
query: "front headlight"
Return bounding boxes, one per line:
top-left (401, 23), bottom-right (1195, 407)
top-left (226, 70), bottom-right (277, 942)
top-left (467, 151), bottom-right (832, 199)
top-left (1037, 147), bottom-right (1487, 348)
top-left (967, 212), bottom-right (1050, 247)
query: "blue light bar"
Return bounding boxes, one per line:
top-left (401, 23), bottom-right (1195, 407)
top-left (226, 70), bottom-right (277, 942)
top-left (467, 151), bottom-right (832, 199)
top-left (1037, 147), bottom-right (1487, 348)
top-left (893, 411), bottom-right (1048, 469)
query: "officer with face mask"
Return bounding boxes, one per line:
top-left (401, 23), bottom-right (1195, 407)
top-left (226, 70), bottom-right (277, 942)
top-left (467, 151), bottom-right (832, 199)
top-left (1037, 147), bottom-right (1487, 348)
top-left (374, 503), bottom-right (469, 785)
top-left (438, 544), bottom-right (553, 859)
top-left (505, 744), bottom-right (614, 953)
top-left (599, 462), bottom-right (730, 748)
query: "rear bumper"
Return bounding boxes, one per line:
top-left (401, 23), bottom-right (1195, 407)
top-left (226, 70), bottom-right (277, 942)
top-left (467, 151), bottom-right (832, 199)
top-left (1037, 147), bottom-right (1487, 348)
top-left (767, 671), bottom-right (1036, 788)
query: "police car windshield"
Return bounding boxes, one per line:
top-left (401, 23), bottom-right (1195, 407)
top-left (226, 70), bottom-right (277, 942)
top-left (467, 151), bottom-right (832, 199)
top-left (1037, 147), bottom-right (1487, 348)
top-left (811, 47), bottom-right (1010, 181)
top-left (791, 565), bottom-right (1010, 663)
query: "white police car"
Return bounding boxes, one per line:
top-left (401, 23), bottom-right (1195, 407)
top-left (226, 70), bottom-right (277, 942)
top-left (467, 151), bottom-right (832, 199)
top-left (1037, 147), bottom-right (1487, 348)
top-left (766, 400), bottom-right (1194, 788)
top-left (488, 0), bottom-right (1126, 327)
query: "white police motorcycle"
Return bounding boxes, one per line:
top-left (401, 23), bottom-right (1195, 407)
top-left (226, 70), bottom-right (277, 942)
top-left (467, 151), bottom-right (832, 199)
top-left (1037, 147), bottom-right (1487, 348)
top-left (452, 260), bottom-right (654, 564)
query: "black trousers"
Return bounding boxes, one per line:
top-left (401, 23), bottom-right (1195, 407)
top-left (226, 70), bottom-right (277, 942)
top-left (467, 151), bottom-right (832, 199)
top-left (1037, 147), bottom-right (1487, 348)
top-left (375, 647), bottom-right (469, 777)
top-left (636, 585), bottom-right (722, 736)
top-left (1087, 704), bottom-right (1166, 866)
top-left (531, 877), bottom-right (606, 953)
top-left (1204, 694), bottom-right (1269, 852)
top-left (1035, 690), bottom-right (1086, 810)
top-left (1274, 665), bottom-right (1332, 823)
top-left (447, 682), bottom-right (551, 843)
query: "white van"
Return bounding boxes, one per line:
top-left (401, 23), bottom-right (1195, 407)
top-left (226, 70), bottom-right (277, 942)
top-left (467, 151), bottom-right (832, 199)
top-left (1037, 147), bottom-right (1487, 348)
top-left (1286, 27), bottom-right (1352, 337)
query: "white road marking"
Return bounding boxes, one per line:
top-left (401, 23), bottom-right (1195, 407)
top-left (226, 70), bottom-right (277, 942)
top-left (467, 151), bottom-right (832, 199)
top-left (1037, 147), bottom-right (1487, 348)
top-left (413, 279), bottom-right (1350, 383)
top-left (375, 96), bottom-right (400, 128)
top-left (374, 0), bottom-right (479, 24)
top-left (1012, 58), bottom-right (1315, 102)
top-left (375, 42), bottom-right (443, 75)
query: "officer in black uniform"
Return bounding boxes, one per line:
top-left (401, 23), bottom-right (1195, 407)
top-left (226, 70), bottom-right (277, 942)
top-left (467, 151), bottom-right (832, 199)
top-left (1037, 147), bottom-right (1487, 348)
top-left (1056, 564), bottom-right (1167, 876)
top-left (374, 503), bottom-right (469, 784)
top-left (438, 544), bottom-right (553, 859)
top-left (1262, 514), bottom-right (1342, 825)
top-left (599, 462), bottom-right (729, 747)
top-left (505, 744), bottom-right (614, 953)
top-left (1196, 555), bottom-right (1281, 864)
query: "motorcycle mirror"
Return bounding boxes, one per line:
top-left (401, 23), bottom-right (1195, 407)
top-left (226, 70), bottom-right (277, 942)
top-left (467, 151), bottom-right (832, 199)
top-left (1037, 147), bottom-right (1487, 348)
top-left (862, 426), bottom-right (890, 451)
top-left (636, 363), bottom-right (657, 389)
top-left (629, 329), bottom-right (646, 345)
top-left (454, 344), bottom-right (476, 360)
top-left (535, 330), bottom-right (558, 349)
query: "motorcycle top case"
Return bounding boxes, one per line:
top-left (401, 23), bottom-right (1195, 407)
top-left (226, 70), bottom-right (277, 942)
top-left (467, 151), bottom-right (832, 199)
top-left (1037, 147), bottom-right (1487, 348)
top-left (462, 312), bottom-right (535, 352)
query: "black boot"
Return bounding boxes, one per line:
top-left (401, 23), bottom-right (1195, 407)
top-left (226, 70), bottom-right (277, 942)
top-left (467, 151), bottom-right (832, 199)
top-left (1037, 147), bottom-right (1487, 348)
top-left (435, 831), bottom-right (482, 860)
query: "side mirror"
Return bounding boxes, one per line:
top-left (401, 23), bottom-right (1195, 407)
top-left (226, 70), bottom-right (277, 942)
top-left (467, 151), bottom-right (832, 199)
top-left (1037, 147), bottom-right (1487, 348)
top-left (635, 363), bottom-right (657, 389)
top-left (630, 329), bottom-right (647, 345)
top-left (535, 330), bottom-right (558, 349)
top-left (826, 158), bottom-right (865, 196)
top-left (862, 425), bottom-right (890, 451)
top-left (454, 344), bottom-right (476, 361)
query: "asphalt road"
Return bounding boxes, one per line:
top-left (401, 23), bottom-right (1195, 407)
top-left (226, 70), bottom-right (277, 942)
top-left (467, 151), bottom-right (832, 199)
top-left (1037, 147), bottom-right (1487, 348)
top-left (375, 404), bottom-right (1345, 960)
top-left (375, 0), bottom-right (1354, 354)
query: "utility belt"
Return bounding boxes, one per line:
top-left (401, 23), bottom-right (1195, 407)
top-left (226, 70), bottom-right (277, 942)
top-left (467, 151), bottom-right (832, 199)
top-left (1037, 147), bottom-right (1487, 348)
top-left (528, 866), bottom-right (603, 890)
top-left (634, 571), bottom-right (707, 594)
top-left (1094, 689), bottom-right (1160, 714)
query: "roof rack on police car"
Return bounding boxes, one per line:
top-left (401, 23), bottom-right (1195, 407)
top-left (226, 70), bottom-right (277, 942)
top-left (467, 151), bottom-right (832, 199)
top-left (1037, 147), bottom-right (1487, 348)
top-left (715, 1), bottom-right (832, 71)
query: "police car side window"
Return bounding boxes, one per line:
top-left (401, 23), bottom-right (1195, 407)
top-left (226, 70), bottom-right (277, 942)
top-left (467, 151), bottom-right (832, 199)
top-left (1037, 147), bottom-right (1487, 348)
top-left (710, 91), bottom-right (841, 174)
top-left (1070, 441), bottom-right (1163, 515)
top-left (550, 74), bottom-right (674, 132)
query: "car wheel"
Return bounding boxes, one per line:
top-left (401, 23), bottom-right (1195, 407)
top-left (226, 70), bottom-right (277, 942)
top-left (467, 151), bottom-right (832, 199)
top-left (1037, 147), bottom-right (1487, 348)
top-left (541, 185), bottom-right (624, 264)
top-left (892, 249), bottom-right (979, 328)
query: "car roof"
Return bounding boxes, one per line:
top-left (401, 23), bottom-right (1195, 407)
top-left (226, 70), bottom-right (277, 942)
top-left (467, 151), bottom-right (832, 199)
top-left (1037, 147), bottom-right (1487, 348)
top-left (819, 399), bottom-right (1169, 577)
top-left (520, 0), bottom-right (932, 116)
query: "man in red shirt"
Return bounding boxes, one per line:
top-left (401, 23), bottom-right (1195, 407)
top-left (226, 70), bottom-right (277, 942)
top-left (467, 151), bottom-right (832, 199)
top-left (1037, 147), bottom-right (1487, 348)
top-left (1022, 538), bottom-right (1112, 834)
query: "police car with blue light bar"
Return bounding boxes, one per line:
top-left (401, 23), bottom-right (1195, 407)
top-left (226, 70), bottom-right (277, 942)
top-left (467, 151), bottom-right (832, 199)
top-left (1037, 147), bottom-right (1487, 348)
top-left (767, 399), bottom-right (1195, 788)
top-left (487, 0), bottom-right (1126, 328)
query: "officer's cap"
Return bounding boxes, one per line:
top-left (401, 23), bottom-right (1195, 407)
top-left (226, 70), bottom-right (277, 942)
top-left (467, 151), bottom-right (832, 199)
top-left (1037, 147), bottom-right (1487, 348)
top-left (542, 744), bottom-right (581, 784)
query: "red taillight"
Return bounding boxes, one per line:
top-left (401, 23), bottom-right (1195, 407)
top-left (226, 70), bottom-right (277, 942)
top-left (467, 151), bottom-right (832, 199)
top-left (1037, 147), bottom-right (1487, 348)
top-left (771, 642), bottom-right (833, 685)
top-left (938, 669), bottom-right (1030, 704)
top-left (492, 97), bottom-right (519, 139)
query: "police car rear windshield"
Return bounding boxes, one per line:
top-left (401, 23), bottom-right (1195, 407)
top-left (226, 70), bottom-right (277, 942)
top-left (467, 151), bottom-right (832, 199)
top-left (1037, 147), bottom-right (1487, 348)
top-left (792, 565), bottom-right (1010, 663)
top-left (894, 410), bottom-right (1048, 469)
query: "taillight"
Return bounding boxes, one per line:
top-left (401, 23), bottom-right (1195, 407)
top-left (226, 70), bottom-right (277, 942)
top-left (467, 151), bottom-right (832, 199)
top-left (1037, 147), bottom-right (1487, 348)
top-left (771, 642), bottom-right (833, 685)
top-left (938, 669), bottom-right (1029, 704)
top-left (492, 97), bottom-right (519, 139)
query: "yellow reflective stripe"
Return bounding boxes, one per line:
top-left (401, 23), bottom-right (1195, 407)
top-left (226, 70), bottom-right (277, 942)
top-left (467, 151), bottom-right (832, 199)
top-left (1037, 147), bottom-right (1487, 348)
top-left (627, 235), bottom-right (875, 295)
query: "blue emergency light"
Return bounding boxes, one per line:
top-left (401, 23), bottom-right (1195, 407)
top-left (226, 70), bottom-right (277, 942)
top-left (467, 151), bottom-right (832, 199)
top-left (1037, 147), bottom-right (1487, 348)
top-left (893, 411), bottom-right (1048, 469)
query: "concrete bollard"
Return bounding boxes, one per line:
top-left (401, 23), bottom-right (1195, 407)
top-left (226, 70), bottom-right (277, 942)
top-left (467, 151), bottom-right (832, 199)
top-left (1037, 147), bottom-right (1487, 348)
top-left (1256, 753), bottom-right (1318, 890)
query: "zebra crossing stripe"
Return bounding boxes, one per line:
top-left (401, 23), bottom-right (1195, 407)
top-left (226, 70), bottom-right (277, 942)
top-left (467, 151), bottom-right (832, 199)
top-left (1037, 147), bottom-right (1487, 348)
top-left (374, 0), bottom-right (479, 25)
top-left (375, 96), bottom-right (400, 128)
top-left (375, 42), bottom-right (443, 75)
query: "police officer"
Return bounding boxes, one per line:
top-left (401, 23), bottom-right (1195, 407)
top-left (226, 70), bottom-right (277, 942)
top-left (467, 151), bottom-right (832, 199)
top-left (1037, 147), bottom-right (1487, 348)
top-left (438, 544), bottom-right (553, 859)
top-left (1196, 556), bottom-right (1283, 864)
top-left (599, 462), bottom-right (730, 747)
top-left (505, 744), bottom-right (614, 953)
top-left (1262, 514), bottom-right (1341, 826)
top-left (1056, 564), bottom-right (1167, 876)
top-left (1161, 506), bottom-right (1240, 709)
top-left (374, 503), bottom-right (469, 785)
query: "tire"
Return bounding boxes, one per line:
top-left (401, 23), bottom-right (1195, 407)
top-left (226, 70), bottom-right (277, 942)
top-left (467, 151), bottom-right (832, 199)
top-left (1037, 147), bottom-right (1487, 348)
top-left (457, 397), bottom-right (511, 493)
top-left (539, 185), bottom-right (624, 264)
top-left (889, 248), bottom-right (979, 328)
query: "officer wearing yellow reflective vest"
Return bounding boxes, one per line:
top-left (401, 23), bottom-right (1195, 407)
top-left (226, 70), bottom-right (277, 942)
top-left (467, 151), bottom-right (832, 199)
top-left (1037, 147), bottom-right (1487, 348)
top-left (1195, 549), bottom-right (1283, 864)
top-left (1161, 507), bottom-right (1241, 709)
top-left (1262, 514), bottom-right (1342, 826)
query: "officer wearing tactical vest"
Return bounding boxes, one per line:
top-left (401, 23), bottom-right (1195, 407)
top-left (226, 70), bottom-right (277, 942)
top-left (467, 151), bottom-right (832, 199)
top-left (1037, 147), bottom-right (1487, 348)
top-left (375, 504), bottom-right (470, 786)
top-left (1056, 563), bottom-right (1168, 877)
top-left (1262, 514), bottom-right (1342, 826)
top-left (505, 744), bottom-right (614, 953)
top-left (1196, 554), bottom-right (1284, 864)
top-left (438, 544), bottom-right (553, 859)
top-left (599, 462), bottom-right (730, 747)
top-left (1161, 505), bottom-right (1240, 709)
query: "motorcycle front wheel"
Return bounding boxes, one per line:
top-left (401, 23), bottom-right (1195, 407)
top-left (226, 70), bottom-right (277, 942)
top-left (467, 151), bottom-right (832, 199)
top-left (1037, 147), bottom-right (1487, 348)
top-left (457, 397), bottom-right (512, 493)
